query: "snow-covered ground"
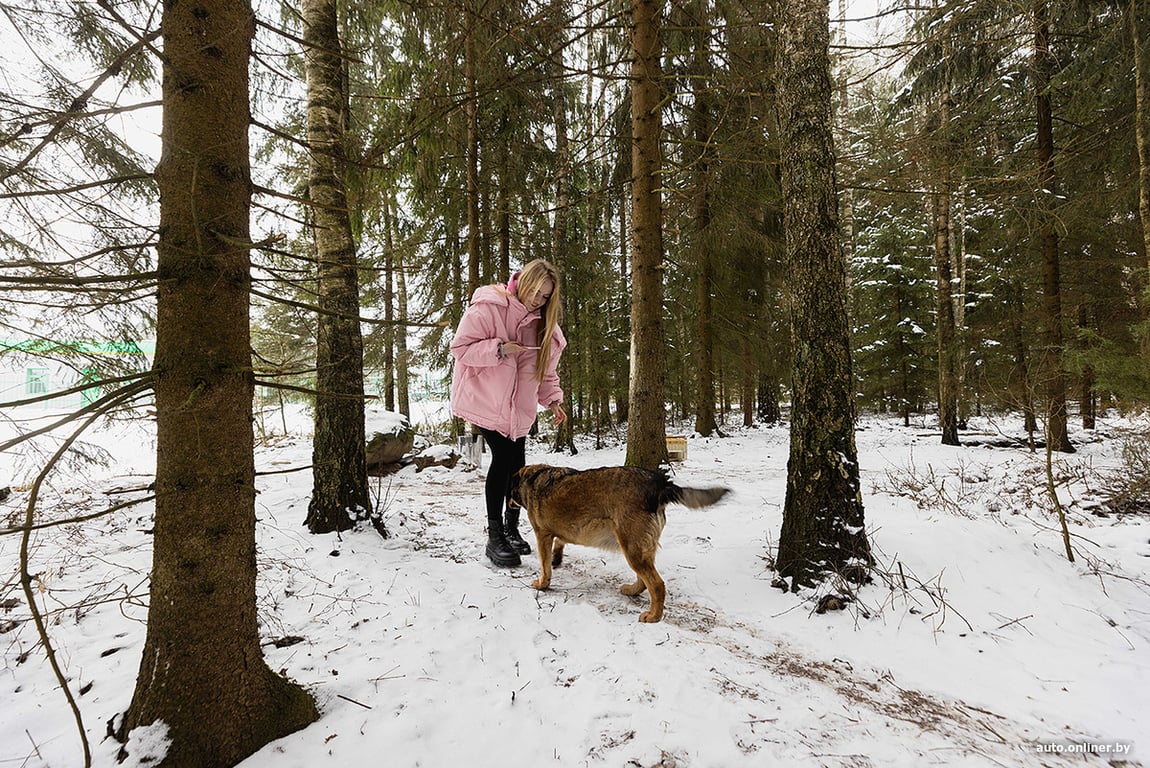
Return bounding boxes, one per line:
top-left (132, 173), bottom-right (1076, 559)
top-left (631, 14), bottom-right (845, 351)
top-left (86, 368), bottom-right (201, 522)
top-left (1, 403), bottom-right (1147, 767)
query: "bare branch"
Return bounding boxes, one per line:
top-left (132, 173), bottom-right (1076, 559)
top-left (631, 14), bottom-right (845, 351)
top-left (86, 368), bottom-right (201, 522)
top-left (0, 492), bottom-right (158, 537)
top-left (0, 371), bottom-right (153, 410)
top-left (249, 286), bottom-right (450, 328)
top-left (0, 272), bottom-right (159, 287)
top-left (0, 379), bottom-right (153, 453)
top-left (0, 27), bottom-right (162, 183)
top-left (0, 173), bottom-right (153, 200)
top-left (254, 378), bottom-right (377, 401)
top-left (16, 382), bottom-right (150, 768)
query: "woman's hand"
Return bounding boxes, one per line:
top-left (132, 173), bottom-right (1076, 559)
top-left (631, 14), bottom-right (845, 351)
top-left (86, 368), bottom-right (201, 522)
top-left (501, 341), bottom-right (539, 356)
top-left (548, 401), bottom-right (567, 426)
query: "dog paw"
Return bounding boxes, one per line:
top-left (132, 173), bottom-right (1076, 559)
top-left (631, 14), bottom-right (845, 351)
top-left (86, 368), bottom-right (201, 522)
top-left (620, 582), bottom-right (646, 596)
top-left (531, 579), bottom-right (550, 590)
top-left (638, 610), bottom-right (662, 623)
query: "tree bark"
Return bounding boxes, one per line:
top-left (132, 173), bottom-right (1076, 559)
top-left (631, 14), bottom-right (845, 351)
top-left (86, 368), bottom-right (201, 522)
top-left (625, 0), bottom-right (668, 469)
top-left (497, 137), bottom-right (512, 283)
top-left (382, 197), bottom-right (396, 412)
top-left (953, 187), bottom-right (969, 426)
top-left (775, 0), bottom-right (871, 590)
top-left (835, 0), bottom-right (855, 268)
top-left (304, 0), bottom-right (374, 533)
top-left (1078, 304), bottom-right (1095, 429)
top-left (551, 34), bottom-right (572, 269)
top-left (741, 337), bottom-right (754, 427)
top-left (928, 52), bottom-right (960, 445)
top-left (931, 156), bottom-right (960, 443)
top-left (549, 15), bottom-right (578, 454)
top-left (1133, 0), bottom-right (1150, 277)
top-left (395, 239), bottom-right (411, 418)
top-left (1034, 0), bottom-right (1074, 453)
top-left (125, 2), bottom-right (317, 764)
top-left (692, 0), bottom-right (718, 438)
top-left (616, 177), bottom-right (630, 426)
top-left (465, 0), bottom-right (482, 296)
top-left (758, 373), bottom-right (780, 424)
top-left (1011, 283), bottom-right (1038, 444)
top-left (1131, 0), bottom-right (1150, 377)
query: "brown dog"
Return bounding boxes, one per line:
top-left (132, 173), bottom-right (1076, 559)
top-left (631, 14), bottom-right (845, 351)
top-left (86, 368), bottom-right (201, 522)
top-left (508, 464), bottom-right (729, 623)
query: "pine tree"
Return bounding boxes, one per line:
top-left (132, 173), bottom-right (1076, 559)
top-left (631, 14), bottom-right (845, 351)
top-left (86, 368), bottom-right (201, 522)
top-left (303, 0), bottom-right (375, 533)
top-left (626, 0), bottom-right (669, 469)
top-left (125, 2), bottom-right (317, 763)
top-left (775, 0), bottom-right (871, 589)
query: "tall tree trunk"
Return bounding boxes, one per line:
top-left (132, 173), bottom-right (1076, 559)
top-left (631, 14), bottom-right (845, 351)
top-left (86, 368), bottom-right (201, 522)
top-left (1079, 303), bottom-right (1095, 429)
top-left (616, 175), bottom-right (630, 426)
top-left (1132, 0), bottom-right (1150, 374)
top-left (480, 170), bottom-right (493, 282)
top-left (450, 216), bottom-right (466, 438)
top-left (775, 0), bottom-right (871, 590)
top-left (1011, 282), bottom-right (1038, 444)
top-left (929, 41), bottom-right (960, 445)
top-left (125, 2), bottom-right (317, 763)
top-left (1034, 0), bottom-right (1074, 453)
top-left (741, 336), bottom-right (754, 427)
top-left (692, 0), bottom-right (718, 437)
top-left (382, 192), bottom-right (411, 417)
top-left (551, 52), bottom-right (571, 267)
top-left (549, 21), bottom-right (577, 453)
top-left (497, 136), bottom-right (512, 283)
top-left (953, 186), bottom-right (969, 425)
top-left (758, 374), bottom-right (780, 424)
top-left (896, 278), bottom-right (911, 425)
top-left (1133, 0), bottom-right (1150, 277)
top-left (382, 197), bottom-right (396, 412)
top-left (304, 0), bottom-right (374, 533)
top-left (626, 0), bottom-right (668, 469)
top-left (396, 242), bottom-right (411, 418)
top-left (932, 196), bottom-right (960, 442)
top-left (932, 186), bottom-right (959, 444)
top-left (465, 0), bottom-right (481, 296)
top-left (835, 0), bottom-right (855, 268)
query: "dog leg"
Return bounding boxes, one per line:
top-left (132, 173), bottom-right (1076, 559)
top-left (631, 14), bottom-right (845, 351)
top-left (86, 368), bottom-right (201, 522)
top-left (620, 544), bottom-right (666, 623)
top-left (552, 539), bottom-right (565, 568)
top-left (620, 578), bottom-right (646, 597)
top-left (635, 566), bottom-right (666, 623)
top-left (532, 531), bottom-right (555, 590)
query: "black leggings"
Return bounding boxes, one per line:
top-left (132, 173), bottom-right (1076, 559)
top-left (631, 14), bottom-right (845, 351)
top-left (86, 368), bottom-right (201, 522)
top-left (479, 428), bottom-right (525, 523)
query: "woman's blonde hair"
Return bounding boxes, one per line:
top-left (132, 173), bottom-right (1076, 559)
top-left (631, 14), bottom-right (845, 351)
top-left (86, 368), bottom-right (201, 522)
top-left (515, 258), bottom-right (561, 383)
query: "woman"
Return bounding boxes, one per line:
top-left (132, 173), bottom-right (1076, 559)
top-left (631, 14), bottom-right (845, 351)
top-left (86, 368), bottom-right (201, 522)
top-left (450, 259), bottom-right (567, 567)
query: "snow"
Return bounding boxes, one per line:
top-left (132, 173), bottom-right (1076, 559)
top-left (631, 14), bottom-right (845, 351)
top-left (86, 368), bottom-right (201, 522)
top-left (365, 408), bottom-right (412, 438)
top-left (2, 404), bottom-right (1147, 767)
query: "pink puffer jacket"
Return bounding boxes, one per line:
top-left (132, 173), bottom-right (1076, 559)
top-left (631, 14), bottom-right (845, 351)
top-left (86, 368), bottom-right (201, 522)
top-left (449, 279), bottom-right (566, 440)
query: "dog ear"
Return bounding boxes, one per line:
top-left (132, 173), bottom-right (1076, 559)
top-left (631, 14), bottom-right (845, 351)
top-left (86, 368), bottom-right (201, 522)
top-left (508, 468), bottom-right (525, 506)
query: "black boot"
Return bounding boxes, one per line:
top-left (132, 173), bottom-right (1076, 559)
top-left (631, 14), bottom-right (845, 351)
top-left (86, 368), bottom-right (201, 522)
top-left (485, 520), bottom-right (521, 567)
top-left (504, 509), bottom-right (532, 555)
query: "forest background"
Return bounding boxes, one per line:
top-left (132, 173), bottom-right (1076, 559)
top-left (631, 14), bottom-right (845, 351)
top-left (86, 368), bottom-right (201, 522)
top-left (2, 0), bottom-right (1149, 765)
top-left (4, 0), bottom-right (1147, 448)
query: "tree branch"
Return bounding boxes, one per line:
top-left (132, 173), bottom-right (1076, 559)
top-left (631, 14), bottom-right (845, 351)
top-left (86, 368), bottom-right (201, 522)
top-left (0, 272), bottom-right (159, 287)
top-left (249, 286), bottom-right (449, 328)
top-left (16, 382), bottom-right (150, 768)
top-left (0, 492), bottom-right (158, 537)
top-left (0, 174), bottom-right (153, 200)
top-left (0, 380), bottom-right (153, 453)
top-left (0, 371), bottom-right (153, 410)
top-left (0, 28), bottom-right (162, 183)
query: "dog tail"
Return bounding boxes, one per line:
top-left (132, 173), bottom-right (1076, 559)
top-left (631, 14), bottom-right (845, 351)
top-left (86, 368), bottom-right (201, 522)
top-left (662, 483), bottom-right (729, 509)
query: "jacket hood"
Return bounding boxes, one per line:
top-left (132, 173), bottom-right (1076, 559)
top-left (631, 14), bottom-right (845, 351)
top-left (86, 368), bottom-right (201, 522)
top-left (469, 283), bottom-right (513, 307)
